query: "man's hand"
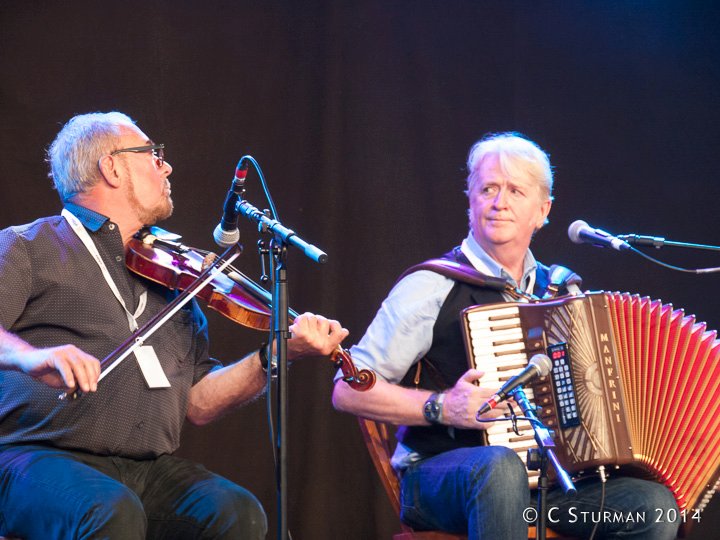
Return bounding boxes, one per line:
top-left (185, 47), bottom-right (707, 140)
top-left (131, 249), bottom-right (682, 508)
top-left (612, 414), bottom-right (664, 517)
top-left (14, 345), bottom-right (101, 393)
top-left (441, 368), bottom-right (513, 429)
top-left (287, 312), bottom-right (349, 360)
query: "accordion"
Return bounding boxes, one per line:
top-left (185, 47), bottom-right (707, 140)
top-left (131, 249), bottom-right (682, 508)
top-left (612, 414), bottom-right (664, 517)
top-left (461, 291), bottom-right (720, 514)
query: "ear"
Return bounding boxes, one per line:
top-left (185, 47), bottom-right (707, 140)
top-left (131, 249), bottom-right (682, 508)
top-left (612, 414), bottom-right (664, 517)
top-left (97, 154), bottom-right (122, 188)
top-left (536, 199), bottom-right (552, 229)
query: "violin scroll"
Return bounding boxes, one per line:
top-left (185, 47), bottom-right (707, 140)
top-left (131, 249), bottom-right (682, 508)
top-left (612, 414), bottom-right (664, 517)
top-left (332, 348), bottom-right (376, 391)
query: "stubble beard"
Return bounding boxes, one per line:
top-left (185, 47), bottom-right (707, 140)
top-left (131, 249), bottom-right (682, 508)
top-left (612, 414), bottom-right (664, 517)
top-left (126, 176), bottom-right (174, 226)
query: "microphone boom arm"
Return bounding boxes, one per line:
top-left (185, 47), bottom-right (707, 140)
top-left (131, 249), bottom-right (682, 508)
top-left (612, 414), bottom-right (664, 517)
top-left (236, 199), bottom-right (328, 264)
top-left (617, 234), bottom-right (720, 252)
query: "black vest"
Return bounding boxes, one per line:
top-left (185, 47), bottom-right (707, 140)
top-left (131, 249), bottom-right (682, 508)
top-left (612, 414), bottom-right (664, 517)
top-left (396, 249), bottom-right (564, 456)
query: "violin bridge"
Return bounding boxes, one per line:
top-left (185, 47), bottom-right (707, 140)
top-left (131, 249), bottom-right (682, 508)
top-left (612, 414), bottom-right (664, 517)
top-left (201, 253), bottom-right (218, 271)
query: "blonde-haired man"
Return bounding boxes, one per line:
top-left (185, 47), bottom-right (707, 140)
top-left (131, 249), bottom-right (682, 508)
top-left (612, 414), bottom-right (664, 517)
top-left (333, 133), bottom-right (678, 539)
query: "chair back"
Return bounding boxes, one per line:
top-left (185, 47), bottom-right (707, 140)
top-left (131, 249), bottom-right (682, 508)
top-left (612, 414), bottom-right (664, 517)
top-left (357, 416), bottom-right (572, 540)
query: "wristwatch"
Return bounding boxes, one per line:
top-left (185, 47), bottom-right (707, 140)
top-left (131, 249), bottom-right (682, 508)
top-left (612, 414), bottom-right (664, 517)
top-left (258, 342), bottom-right (278, 379)
top-left (423, 392), bottom-right (445, 424)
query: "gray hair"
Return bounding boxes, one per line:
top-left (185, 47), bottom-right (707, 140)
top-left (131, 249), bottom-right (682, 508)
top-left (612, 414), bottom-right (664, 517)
top-left (466, 132), bottom-right (553, 202)
top-left (47, 111), bottom-right (137, 201)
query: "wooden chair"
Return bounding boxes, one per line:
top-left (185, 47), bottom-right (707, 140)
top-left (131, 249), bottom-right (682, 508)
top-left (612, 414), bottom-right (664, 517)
top-left (358, 417), bottom-right (570, 540)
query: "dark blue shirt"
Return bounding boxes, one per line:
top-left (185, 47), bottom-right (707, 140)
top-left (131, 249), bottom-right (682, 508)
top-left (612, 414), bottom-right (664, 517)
top-left (0, 203), bottom-right (219, 458)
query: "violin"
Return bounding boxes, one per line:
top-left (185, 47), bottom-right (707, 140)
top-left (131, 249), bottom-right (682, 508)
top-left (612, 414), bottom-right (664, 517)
top-left (123, 227), bottom-right (376, 391)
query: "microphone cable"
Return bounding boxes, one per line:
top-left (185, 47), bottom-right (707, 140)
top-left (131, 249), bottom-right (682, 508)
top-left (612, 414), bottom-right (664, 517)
top-left (623, 244), bottom-right (720, 274)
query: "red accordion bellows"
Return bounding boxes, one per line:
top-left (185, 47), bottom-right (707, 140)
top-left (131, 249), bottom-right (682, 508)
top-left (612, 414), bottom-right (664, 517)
top-left (462, 291), bottom-right (720, 514)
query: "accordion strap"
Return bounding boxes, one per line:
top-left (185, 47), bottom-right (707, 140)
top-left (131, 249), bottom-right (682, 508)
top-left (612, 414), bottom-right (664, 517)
top-left (542, 264), bottom-right (583, 299)
top-left (398, 258), bottom-right (536, 301)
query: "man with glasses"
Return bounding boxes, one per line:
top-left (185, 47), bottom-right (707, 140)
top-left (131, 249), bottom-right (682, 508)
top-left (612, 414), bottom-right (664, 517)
top-left (0, 111), bottom-right (348, 539)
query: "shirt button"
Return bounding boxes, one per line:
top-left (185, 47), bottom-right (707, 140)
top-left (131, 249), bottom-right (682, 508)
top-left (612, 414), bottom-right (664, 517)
top-left (115, 255), bottom-right (122, 262)
top-left (108, 223), bottom-right (116, 230)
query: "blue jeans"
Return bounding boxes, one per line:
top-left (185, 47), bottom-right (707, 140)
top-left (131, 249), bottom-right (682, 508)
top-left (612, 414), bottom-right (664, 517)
top-left (400, 446), bottom-right (679, 540)
top-left (540, 476), bottom-right (679, 539)
top-left (0, 444), bottom-right (267, 540)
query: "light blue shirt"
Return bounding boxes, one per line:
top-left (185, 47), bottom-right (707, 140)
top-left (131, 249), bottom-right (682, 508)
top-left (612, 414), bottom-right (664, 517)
top-left (342, 233), bottom-right (541, 469)
top-left (344, 232), bottom-right (539, 384)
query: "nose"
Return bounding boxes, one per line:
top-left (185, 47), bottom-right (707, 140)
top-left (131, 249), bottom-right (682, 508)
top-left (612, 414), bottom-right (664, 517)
top-left (163, 160), bottom-right (173, 175)
top-left (492, 187), bottom-right (508, 208)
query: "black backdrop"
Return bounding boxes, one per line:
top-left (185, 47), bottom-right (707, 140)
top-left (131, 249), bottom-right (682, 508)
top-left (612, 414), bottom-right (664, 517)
top-left (2, 2), bottom-right (720, 538)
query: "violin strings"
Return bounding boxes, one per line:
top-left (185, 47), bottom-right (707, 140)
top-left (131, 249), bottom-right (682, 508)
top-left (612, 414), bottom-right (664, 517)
top-left (102, 244), bottom-right (239, 370)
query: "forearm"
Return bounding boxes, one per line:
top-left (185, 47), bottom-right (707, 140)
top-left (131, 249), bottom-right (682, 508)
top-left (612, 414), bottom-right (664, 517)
top-left (0, 327), bottom-right (36, 370)
top-left (186, 349), bottom-right (268, 425)
top-left (332, 378), bottom-right (434, 426)
top-left (186, 310), bottom-right (349, 426)
top-left (334, 368), bottom-right (507, 430)
top-left (0, 327), bottom-right (100, 391)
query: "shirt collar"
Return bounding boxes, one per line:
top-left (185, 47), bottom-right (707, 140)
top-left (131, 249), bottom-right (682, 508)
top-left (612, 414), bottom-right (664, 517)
top-left (63, 202), bottom-right (110, 233)
top-left (460, 232), bottom-right (537, 293)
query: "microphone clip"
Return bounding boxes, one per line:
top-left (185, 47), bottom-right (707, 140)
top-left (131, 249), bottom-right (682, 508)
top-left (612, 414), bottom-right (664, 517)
top-left (616, 234), bottom-right (665, 249)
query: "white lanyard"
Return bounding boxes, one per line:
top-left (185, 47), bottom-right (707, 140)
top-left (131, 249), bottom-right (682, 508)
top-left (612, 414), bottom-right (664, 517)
top-left (62, 209), bottom-right (147, 332)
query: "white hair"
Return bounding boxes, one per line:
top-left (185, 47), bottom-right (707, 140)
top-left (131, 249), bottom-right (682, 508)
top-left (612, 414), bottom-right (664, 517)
top-left (466, 132), bottom-right (553, 202)
top-left (47, 111), bottom-right (136, 201)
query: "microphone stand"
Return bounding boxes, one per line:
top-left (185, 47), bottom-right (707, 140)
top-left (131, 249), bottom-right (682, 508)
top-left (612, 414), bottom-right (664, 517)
top-left (511, 387), bottom-right (576, 540)
top-left (617, 234), bottom-right (720, 251)
top-left (272, 238), bottom-right (290, 540)
top-left (236, 198), bottom-right (327, 540)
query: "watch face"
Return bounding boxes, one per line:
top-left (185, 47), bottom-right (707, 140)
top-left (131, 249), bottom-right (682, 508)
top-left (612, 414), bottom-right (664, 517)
top-left (424, 395), bottom-right (441, 423)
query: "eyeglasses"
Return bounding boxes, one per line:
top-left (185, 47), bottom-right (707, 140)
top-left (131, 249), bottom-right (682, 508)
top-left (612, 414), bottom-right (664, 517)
top-left (110, 144), bottom-right (165, 167)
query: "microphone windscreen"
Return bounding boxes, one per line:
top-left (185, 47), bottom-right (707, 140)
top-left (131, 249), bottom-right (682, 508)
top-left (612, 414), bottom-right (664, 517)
top-left (213, 223), bottom-right (240, 248)
top-left (567, 220), bottom-right (589, 244)
top-left (528, 353), bottom-right (553, 377)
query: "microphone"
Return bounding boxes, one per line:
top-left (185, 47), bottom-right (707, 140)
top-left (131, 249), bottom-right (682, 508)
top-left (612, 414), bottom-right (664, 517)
top-left (567, 220), bottom-right (631, 251)
top-left (213, 160), bottom-right (249, 248)
top-left (476, 354), bottom-right (553, 418)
